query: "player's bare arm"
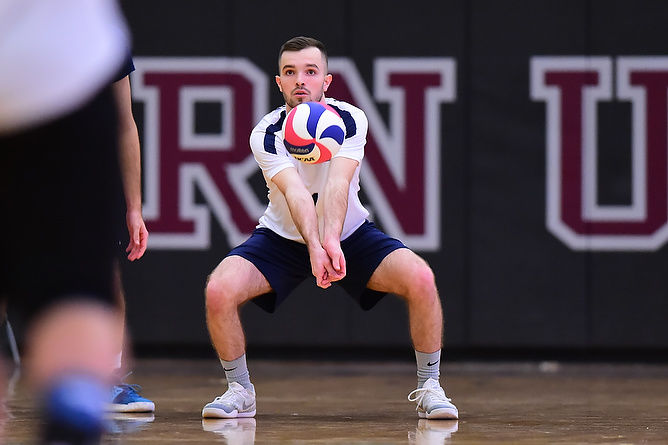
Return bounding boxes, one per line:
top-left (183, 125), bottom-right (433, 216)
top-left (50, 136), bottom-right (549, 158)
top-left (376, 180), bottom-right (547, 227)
top-left (272, 167), bottom-right (338, 288)
top-left (112, 76), bottom-right (148, 261)
top-left (320, 156), bottom-right (359, 281)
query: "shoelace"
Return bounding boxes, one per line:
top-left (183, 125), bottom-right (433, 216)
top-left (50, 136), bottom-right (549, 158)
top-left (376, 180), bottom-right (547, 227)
top-left (407, 386), bottom-right (451, 410)
top-left (213, 385), bottom-right (246, 405)
top-left (117, 383), bottom-right (143, 396)
top-left (113, 370), bottom-right (145, 396)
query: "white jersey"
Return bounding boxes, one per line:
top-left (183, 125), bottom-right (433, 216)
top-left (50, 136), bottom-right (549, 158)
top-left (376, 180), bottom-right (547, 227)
top-left (250, 98), bottom-right (370, 243)
top-left (0, 0), bottom-right (129, 134)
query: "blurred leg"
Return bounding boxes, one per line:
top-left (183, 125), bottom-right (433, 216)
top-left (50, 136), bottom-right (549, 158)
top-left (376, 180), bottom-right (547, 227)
top-left (1, 84), bottom-right (123, 443)
top-left (26, 302), bottom-right (121, 443)
top-left (25, 302), bottom-right (121, 387)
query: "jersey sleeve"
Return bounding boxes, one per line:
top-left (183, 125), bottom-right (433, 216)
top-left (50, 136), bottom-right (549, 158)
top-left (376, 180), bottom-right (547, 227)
top-left (249, 118), bottom-right (295, 180)
top-left (112, 51), bottom-right (135, 82)
top-left (332, 104), bottom-right (367, 163)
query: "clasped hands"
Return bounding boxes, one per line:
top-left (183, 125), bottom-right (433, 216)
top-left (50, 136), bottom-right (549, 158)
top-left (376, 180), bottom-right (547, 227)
top-left (309, 240), bottom-right (346, 289)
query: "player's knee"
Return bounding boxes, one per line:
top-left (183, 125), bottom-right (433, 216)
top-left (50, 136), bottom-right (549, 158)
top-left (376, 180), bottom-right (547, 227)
top-left (205, 278), bottom-right (238, 314)
top-left (409, 265), bottom-right (438, 300)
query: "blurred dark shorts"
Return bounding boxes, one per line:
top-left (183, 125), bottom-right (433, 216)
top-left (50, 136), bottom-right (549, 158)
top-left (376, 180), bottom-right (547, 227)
top-left (0, 86), bottom-right (120, 323)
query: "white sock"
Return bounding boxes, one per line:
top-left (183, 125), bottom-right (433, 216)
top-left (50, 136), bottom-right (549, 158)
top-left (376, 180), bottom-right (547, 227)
top-left (415, 349), bottom-right (441, 388)
top-left (221, 354), bottom-right (252, 390)
top-left (114, 351), bottom-right (123, 370)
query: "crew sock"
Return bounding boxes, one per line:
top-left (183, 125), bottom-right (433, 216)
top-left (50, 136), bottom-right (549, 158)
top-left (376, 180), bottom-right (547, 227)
top-left (415, 349), bottom-right (441, 388)
top-left (221, 354), bottom-right (252, 390)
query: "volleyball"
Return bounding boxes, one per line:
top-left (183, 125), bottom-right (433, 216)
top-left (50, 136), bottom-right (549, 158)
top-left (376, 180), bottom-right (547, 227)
top-left (282, 102), bottom-right (346, 164)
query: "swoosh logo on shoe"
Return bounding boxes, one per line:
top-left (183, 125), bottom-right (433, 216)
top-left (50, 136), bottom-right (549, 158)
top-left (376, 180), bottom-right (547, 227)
top-left (427, 361), bottom-right (438, 366)
top-left (223, 367), bottom-right (237, 372)
top-left (242, 399), bottom-right (255, 410)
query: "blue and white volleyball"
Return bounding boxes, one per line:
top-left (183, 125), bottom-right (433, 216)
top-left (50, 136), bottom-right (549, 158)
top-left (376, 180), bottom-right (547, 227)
top-left (282, 102), bottom-right (345, 164)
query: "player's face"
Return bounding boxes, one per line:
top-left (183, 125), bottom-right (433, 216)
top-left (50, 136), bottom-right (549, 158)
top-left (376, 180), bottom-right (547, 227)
top-left (276, 47), bottom-right (332, 112)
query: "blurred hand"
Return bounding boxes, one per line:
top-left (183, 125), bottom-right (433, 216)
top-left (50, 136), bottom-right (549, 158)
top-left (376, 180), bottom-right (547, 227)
top-left (125, 209), bottom-right (148, 261)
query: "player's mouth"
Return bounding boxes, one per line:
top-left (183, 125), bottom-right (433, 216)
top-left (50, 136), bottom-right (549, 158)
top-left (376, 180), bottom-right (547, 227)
top-left (293, 88), bottom-right (309, 96)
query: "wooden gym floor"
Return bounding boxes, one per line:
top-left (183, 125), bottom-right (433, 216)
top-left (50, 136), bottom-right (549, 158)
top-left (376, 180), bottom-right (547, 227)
top-left (3, 358), bottom-right (668, 444)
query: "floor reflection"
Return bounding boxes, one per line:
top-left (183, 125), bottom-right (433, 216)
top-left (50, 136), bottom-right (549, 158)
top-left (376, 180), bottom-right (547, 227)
top-left (408, 419), bottom-right (458, 444)
top-left (202, 417), bottom-right (257, 444)
top-left (105, 413), bottom-right (155, 435)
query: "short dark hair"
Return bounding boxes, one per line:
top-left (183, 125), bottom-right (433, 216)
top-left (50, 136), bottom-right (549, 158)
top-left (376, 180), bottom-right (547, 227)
top-left (278, 36), bottom-right (328, 71)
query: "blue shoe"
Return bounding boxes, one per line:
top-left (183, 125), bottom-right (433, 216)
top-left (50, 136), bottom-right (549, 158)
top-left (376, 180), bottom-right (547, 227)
top-left (43, 375), bottom-right (107, 444)
top-left (108, 383), bottom-right (155, 413)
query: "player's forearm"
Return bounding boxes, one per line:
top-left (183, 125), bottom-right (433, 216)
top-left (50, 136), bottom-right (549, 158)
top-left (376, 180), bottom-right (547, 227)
top-left (118, 126), bottom-right (143, 214)
top-left (113, 76), bottom-right (143, 215)
top-left (284, 187), bottom-right (322, 249)
top-left (321, 176), bottom-right (349, 244)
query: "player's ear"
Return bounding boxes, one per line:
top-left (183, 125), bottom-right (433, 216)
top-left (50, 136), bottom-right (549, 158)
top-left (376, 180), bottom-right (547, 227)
top-left (275, 75), bottom-right (283, 92)
top-left (323, 73), bottom-right (333, 91)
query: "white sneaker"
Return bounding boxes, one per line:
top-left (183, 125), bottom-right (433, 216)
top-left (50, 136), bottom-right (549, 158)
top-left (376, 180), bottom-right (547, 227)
top-left (407, 378), bottom-right (458, 419)
top-left (202, 382), bottom-right (256, 418)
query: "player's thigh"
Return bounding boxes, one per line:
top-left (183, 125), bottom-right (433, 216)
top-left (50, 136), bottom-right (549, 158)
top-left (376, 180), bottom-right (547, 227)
top-left (366, 248), bottom-right (433, 295)
top-left (207, 255), bottom-right (272, 304)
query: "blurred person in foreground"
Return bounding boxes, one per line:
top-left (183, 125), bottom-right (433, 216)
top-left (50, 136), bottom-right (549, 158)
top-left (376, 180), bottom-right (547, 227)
top-left (0, 1), bottom-right (130, 443)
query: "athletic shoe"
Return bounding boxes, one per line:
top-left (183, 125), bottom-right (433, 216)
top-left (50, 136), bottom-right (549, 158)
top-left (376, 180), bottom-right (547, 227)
top-left (108, 384), bottom-right (155, 413)
top-left (407, 378), bottom-right (458, 419)
top-left (408, 419), bottom-right (459, 444)
top-left (42, 375), bottom-right (108, 445)
top-left (202, 382), bottom-right (256, 418)
top-left (202, 417), bottom-right (256, 444)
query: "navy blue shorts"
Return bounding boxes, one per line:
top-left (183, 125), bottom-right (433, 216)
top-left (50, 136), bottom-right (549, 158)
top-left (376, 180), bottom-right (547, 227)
top-left (227, 220), bottom-right (407, 313)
